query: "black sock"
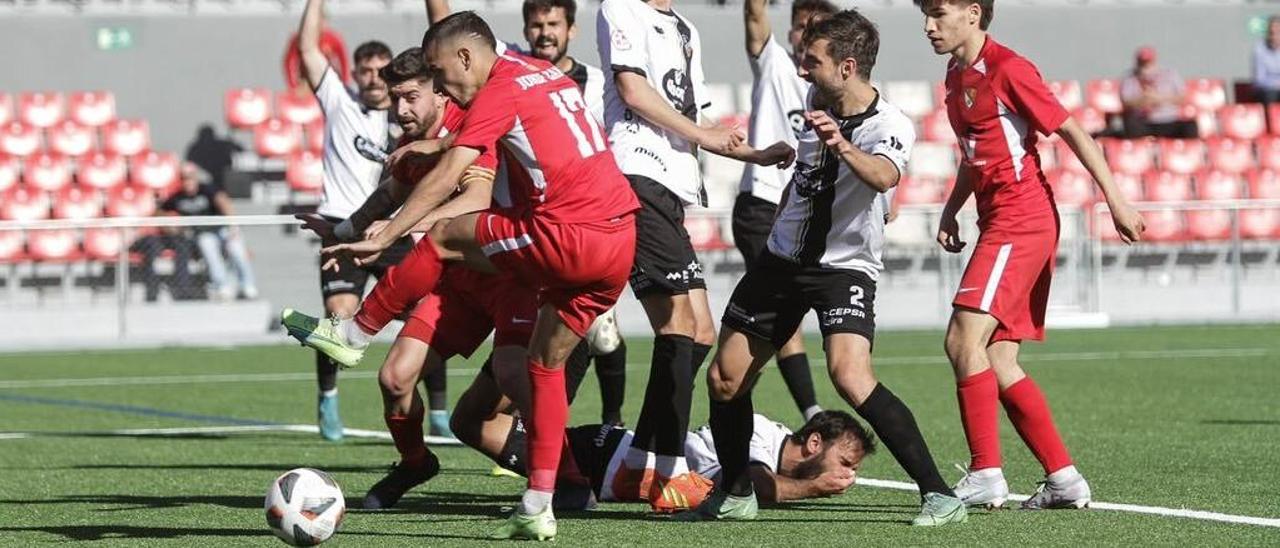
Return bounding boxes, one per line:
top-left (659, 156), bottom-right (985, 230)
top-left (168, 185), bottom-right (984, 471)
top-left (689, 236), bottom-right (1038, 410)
top-left (496, 416), bottom-right (528, 476)
top-left (691, 342), bottom-right (713, 381)
top-left (315, 352), bottom-right (338, 392)
top-left (777, 353), bottom-right (819, 417)
top-left (563, 341), bottom-right (592, 405)
top-left (855, 383), bottom-right (953, 497)
top-left (710, 395), bottom-right (755, 497)
top-left (423, 360), bottom-right (448, 411)
top-left (633, 334), bottom-right (694, 455)
top-left (594, 340), bottom-right (627, 424)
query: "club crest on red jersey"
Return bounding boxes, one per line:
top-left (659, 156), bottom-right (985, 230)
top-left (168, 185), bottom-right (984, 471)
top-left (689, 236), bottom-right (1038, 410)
top-left (963, 88), bottom-right (978, 109)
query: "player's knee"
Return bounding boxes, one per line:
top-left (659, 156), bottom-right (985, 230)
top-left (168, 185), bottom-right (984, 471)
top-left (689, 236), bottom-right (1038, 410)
top-left (706, 360), bottom-right (743, 401)
top-left (828, 359), bottom-right (876, 400)
top-left (944, 323), bottom-right (980, 366)
top-left (377, 364), bottom-right (415, 399)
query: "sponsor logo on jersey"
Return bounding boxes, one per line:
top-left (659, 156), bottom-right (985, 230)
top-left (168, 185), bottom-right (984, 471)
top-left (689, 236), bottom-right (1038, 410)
top-left (353, 135), bottom-right (388, 163)
top-left (791, 161), bottom-right (830, 198)
top-left (611, 29), bottom-right (632, 51)
top-left (787, 109), bottom-right (810, 138)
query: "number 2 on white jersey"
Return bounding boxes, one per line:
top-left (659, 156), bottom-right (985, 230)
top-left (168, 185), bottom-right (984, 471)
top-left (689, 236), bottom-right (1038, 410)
top-left (549, 88), bottom-right (606, 158)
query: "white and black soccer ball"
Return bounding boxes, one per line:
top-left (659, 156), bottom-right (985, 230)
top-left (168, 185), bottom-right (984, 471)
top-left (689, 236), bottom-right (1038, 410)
top-left (264, 468), bottom-right (346, 546)
top-left (586, 308), bottom-right (621, 355)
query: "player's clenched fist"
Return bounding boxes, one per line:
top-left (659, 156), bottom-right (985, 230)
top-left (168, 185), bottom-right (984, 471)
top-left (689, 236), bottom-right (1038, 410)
top-left (1108, 202), bottom-right (1146, 244)
top-left (813, 467), bottom-right (857, 497)
top-left (805, 111), bottom-right (851, 154)
top-left (936, 213), bottom-right (966, 253)
top-left (697, 123), bottom-right (748, 156)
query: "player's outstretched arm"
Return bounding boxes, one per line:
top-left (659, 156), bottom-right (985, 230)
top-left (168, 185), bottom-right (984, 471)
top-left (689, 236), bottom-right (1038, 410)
top-left (297, 0), bottom-right (330, 90)
top-left (614, 72), bottom-right (746, 157)
top-left (937, 164), bottom-right (975, 253)
top-left (1056, 117), bottom-right (1145, 244)
top-left (748, 464), bottom-right (854, 503)
top-left (744, 0), bottom-right (772, 58)
top-left (424, 0), bottom-right (450, 25)
top-left (410, 167), bottom-right (494, 234)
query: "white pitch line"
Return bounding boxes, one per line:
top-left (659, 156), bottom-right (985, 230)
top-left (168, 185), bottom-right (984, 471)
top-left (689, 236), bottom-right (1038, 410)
top-left (0, 347), bottom-right (1272, 390)
top-left (0, 423), bottom-right (462, 445)
top-left (856, 478), bottom-right (1280, 529)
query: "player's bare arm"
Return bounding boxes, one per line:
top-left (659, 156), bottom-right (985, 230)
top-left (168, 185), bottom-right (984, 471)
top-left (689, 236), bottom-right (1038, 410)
top-left (744, 0), bottom-right (773, 58)
top-left (805, 110), bottom-right (900, 192)
top-left (411, 169), bottom-right (494, 234)
top-left (614, 71), bottom-right (749, 158)
top-left (936, 163), bottom-right (976, 253)
top-left (1055, 117), bottom-right (1146, 244)
top-left (424, 0), bottom-right (450, 24)
top-left (297, 0), bottom-right (330, 89)
top-left (748, 464), bottom-right (854, 503)
top-left (387, 136), bottom-right (451, 169)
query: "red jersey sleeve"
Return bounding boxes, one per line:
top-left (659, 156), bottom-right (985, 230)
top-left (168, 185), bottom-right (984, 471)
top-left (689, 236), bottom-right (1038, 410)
top-left (997, 57), bottom-right (1069, 136)
top-left (452, 79), bottom-right (518, 171)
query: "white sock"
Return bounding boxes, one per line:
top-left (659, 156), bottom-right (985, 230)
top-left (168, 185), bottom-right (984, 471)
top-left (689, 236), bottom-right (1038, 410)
top-left (518, 489), bottom-right (553, 515)
top-left (653, 454), bottom-right (689, 477)
top-left (339, 318), bottom-right (373, 348)
top-left (1047, 465), bottom-right (1081, 484)
top-left (320, 388), bottom-right (338, 398)
top-left (623, 447), bottom-right (651, 470)
top-left (802, 405), bottom-right (823, 421)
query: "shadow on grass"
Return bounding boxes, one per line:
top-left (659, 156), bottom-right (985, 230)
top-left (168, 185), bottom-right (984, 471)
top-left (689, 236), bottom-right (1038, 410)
top-left (0, 525), bottom-right (262, 541)
top-left (1201, 419), bottom-right (1280, 426)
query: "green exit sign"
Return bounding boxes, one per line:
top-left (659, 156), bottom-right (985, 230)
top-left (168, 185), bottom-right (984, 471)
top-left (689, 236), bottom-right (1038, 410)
top-left (96, 27), bottom-right (134, 51)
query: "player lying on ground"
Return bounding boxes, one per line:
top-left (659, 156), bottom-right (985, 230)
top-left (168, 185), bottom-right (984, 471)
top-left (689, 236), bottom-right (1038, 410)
top-left (912, 0), bottom-right (1144, 510)
top-left (680, 11), bottom-right (967, 527)
top-left (451, 360), bottom-right (876, 506)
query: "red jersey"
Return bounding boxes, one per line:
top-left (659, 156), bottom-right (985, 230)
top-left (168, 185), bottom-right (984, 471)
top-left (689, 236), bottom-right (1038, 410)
top-left (452, 54), bottom-right (639, 224)
top-left (391, 101), bottom-right (469, 185)
top-left (945, 37), bottom-right (1069, 226)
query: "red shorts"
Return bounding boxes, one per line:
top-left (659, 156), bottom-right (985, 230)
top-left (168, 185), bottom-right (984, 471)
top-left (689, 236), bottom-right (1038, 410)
top-left (475, 210), bottom-right (636, 337)
top-left (954, 215), bottom-right (1059, 343)
top-left (399, 267), bottom-right (538, 358)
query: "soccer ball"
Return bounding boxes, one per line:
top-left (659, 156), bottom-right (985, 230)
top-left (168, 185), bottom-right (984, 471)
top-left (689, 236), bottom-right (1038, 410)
top-left (586, 308), bottom-right (621, 355)
top-left (264, 468), bottom-right (346, 546)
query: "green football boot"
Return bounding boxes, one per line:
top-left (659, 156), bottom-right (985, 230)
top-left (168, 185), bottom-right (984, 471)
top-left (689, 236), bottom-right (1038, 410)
top-left (488, 505), bottom-right (557, 541)
top-left (280, 308), bottom-right (364, 368)
top-left (911, 492), bottom-right (969, 526)
top-left (672, 490), bottom-right (758, 522)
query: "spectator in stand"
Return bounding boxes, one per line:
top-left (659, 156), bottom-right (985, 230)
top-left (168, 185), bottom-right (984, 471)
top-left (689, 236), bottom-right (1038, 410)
top-left (1120, 46), bottom-right (1197, 139)
top-left (159, 162), bottom-right (260, 301)
top-left (1253, 16), bottom-right (1280, 131)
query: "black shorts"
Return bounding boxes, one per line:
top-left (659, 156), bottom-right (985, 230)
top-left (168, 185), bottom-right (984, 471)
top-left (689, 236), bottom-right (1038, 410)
top-left (566, 424), bottom-right (628, 498)
top-left (722, 252), bottom-right (877, 348)
top-left (317, 215), bottom-right (414, 299)
top-left (627, 175), bottom-right (706, 299)
top-left (731, 193), bottom-right (778, 270)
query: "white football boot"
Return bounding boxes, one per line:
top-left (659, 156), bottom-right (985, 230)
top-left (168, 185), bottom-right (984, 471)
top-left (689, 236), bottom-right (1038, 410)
top-left (952, 465), bottom-right (1010, 509)
top-left (1021, 466), bottom-right (1092, 510)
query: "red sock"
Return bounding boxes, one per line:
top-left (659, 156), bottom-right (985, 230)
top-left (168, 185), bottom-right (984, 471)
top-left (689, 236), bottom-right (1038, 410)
top-left (1001, 377), bottom-right (1073, 474)
top-left (957, 369), bottom-right (1002, 470)
top-left (384, 404), bottom-right (429, 468)
top-left (355, 238), bottom-right (443, 335)
top-left (526, 359), bottom-right (569, 493)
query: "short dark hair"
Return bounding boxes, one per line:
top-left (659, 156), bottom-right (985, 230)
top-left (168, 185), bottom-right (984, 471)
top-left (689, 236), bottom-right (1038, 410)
top-left (792, 0), bottom-right (839, 22)
top-left (912, 0), bottom-right (995, 31)
top-left (380, 47), bottom-right (431, 86)
top-left (802, 9), bottom-right (880, 80)
top-left (422, 11), bottom-right (498, 53)
top-left (790, 410), bottom-right (877, 456)
top-left (523, 0), bottom-right (577, 27)
top-left (353, 40), bottom-right (393, 64)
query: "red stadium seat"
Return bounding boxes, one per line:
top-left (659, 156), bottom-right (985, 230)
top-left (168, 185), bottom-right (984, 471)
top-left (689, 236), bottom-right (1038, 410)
top-left (1144, 171), bottom-right (1193, 202)
top-left (225, 88), bottom-right (273, 129)
top-left (1047, 80), bottom-right (1083, 111)
top-left (1242, 169), bottom-right (1280, 238)
top-left (52, 185), bottom-right (102, 220)
top-left (1157, 138), bottom-right (1206, 175)
top-left (1113, 172), bottom-right (1145, 202)
top-left (883, 81), bottom-right (936, 119)
top-left (1249, 168), bottom-right (1280, 199)
top-left (921, 109), bottom-right (956, 144)
top-left (129, 151), bottom-right (180, 193)
top-left (22, 152), bottom-right (72, 192)
top-left (685, 216), bottom-right (730, 251)
top-left (0, 93), bottom-right (12, 126)
top-left (1140, 208), bottom-right (1187, 242)
top-left (1215, 104), bottom-right (1266, 140)
top-left (102, 119), bottom-right (151, 157)
top-left (277, 90), bottom-right (322, 126)
top-left (304, 120), bottom-right (325, 152)
top-left (0, 230), bottom-right (23, 263)
top-left (1195, 170), bottom-right (1244, 200)
top-left (17, 92), bottom-right (65, 129)
top-left (1258, 136), bottom-right (1280, 171)
top-left (76, 151), bottom-right (128, 190)
top-left (286, 150), bottom-right (323, 193)
top-left (254, 118), bottom-right (301, 158)
top-left (83, 228), bottom-right (125, 260)
top-left (1204, 137), bottom-right (1255, 174)
top-left (1101, 138), bottom-right (1155, 175)
top-left (1073, 107), bottom-right (1108, 135)
top-left (1269, 105), bottom-right (1280, 136)
top-left (1085, 79), bottom-right (1123, 114)
top-left (896, 176), bottom-right (946, 205)
top-left (0, 186), bottom-right (52, 221)
top-left (27, 229), bottom-right (81, 262)
top-left (46, 120), bottom-right (96, 157)
top-left (67, 91), bottom-right (117, 127)
top-left (104, 185), bottom-right (157, 217)
top-left (0, 121), bottom-right (41, 157)
top-left (1183, 78), bottom-right (1227, 113)
top-left (909, 142), bottom-right (957, 179)
top-left (1047, 169), bottom-right (1095, 207)
top-left (0, 154), bottom-right (18, 192)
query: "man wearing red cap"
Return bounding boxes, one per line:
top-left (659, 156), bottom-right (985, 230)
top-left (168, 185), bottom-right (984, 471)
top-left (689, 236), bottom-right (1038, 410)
top-left (1120, 46), bottom-right (1197, 138)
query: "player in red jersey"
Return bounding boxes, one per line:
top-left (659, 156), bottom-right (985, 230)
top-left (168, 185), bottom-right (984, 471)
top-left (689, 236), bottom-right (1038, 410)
top-left (322, 12), bottom-right (640, 540)
top-left (913, 0), bottom-right (1145, 510)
